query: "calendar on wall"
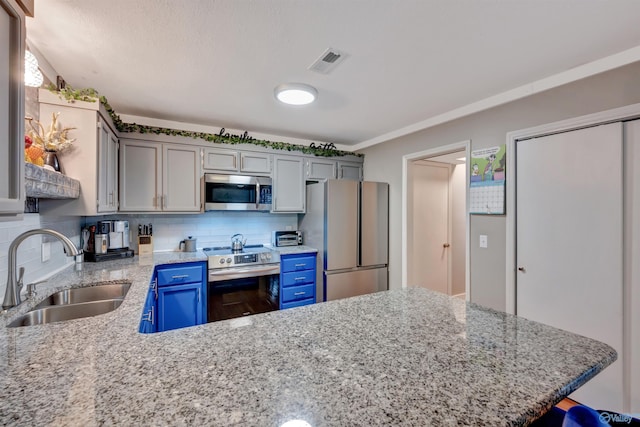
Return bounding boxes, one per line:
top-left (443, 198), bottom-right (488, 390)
top-left (470, 145), bottom-right (506, 214)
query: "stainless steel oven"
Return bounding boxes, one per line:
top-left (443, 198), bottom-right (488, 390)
top-left (204, 174), bottom-right (272, 211)
top-left (204, 245), bottom-right (280, 322)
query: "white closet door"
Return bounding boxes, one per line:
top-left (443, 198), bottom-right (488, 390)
top-left (625, 119), bottom-right (640, 413)
top-left (516, 123), bottom-right (623, 410)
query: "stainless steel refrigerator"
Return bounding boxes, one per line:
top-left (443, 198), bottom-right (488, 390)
top-left (299, 179), bottom-right (389, 302)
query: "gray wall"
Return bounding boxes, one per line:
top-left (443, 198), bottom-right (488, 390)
top-left (360, 61), bottom-right (640, 311)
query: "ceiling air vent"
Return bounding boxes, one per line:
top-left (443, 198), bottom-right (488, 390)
top-left (308, 48), bottom-right (346, 74)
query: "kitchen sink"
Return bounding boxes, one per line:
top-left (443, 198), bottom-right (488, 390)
top-left (34, 283), bottom-right (131, 309)
top-left (7, 299), bottom-right (125, 327)
top-left (6, 283), bottom-right (132, 328)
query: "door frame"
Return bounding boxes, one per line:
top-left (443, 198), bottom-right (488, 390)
top-left (402, 140), bottom-right (471, 299)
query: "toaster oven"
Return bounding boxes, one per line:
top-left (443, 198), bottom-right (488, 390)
top-left (272, 231), bottom-right (302, 247)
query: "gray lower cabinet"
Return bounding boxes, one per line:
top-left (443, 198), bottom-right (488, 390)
top-left (272, 155), bottom-right (305, 213)
top-left (0, 0), bottom-right (25, 216)
top-left (120, 140), bottom-right (201, 212)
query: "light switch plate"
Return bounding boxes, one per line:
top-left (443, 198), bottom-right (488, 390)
top-left (41, 242), bottom-right (51, 262)
top-left (479, 235), bottom-right (488, 248)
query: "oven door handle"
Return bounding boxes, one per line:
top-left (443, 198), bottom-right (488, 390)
top-left (208, 265), bottom-right (281, 281)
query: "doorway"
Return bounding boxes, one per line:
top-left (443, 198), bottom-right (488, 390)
top-left (402, 141), bottom-right (470, 298)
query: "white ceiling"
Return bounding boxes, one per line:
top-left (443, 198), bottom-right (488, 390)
top-left (26, 0), bottom-right (640, 148)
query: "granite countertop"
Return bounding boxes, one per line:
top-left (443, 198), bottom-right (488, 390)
top-left (273, 245), bottom-right (318, 255)
top-left (0, 253), bottom-right (615, 426)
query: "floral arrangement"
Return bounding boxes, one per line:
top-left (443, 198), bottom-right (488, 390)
top-left (27, 112), bottom-right (76, 153)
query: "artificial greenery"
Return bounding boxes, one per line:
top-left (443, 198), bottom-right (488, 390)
top-left (47, 85), bottom-right (361, 158)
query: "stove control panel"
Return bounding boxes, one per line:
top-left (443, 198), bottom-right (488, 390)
top-left (205, 247), bottom-right (280, 268)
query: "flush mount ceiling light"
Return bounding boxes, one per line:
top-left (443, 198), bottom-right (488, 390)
top-left (274, 83), bottom-right (317, 105)
top-left (24, 50), bottom-right (44, 87)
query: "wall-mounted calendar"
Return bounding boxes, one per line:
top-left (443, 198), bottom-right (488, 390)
top-left (470, 145), bottom-right (506, 215)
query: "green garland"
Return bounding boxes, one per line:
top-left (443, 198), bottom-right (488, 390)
top-left (47, 85), bottom-right (362, 158)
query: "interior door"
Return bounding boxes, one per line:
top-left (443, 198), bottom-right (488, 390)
top-left (516, 123), bottom-right (623, 410)
top-left (408, 162), bottom-right (449, 294)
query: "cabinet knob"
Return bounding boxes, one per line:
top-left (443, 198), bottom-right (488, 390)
top-left (443, 243), bottom-right (450, 248)
top-left (518, 267), bottom-right (526, 273)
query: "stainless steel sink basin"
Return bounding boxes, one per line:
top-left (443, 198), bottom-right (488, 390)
top-left (7, 299), bottom-right (124, 328)
top-left (34, 283), bottom-right (131, 309)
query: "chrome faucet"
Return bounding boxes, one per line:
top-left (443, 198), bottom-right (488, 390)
top-left (2, 229), bottom-right (80, 310)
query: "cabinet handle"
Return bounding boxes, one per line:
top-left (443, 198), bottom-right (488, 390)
top-left (294, 292), bottom-right (306, 296)
top-left (294, 277), bottom-right (306, 281)
top-left (294, 263), bottom-right (306, 267)
top-left (172, 274), bottom-right (190, 279)
top-left (163, 194), bottom-right (167, 209)
top-left (197, 289), bottom-right (200, 303)
top-left (109, 192), bottom-right (113, 205)
top-left (142, 306), bottom-right (154, 324)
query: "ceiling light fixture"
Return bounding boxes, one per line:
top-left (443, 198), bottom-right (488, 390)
top-left (24, 50), bottom-right (43, 87)
top-left (274, 83), bottom-right (317, 105)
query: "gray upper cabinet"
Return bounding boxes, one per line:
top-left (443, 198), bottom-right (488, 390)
top-left (203, 147), bottom-right (238, 172)
top-left (119, 139), bottom-right (161, 212)
top-left (120, 139), bottom-right (201, 213)
top-left (240, 152), bottom-right (271, 174)
top-left (0, 0), bottom-right (25, 216)
top-left (338, 161), bottom-right (363, 181)
top-left (306, 158), bottom-right (336, 180)
top-left (272, 155), bottom-right (305, 213)
top-left (203, 147), bottom-right (271, 175)
top-left (38, 90), bottom-right (119, 215)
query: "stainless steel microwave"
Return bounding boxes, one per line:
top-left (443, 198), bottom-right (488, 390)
top-left (204, 174), bottom-right (272, 211)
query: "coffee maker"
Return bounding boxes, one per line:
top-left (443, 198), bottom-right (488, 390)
top-left (107, 220), bottom-right (130, 250)
top-left (84, 220), bottom-right (133, 262)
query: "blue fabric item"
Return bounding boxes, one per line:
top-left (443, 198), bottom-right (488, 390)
top-left (531, 407), bottom-right (566, 426)
top-left (562, 405), bottom-right (608, 427)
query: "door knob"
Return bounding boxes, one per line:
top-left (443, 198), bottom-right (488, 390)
top-left (518, 267), bottom-right (526, 273)
top-left (443, 243), bottom-right (450, 248)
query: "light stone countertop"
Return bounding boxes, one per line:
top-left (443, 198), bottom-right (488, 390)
top-left (0, 252), bottom-right (615, 426)
top-left (272, 245), bottom-right (318, 255)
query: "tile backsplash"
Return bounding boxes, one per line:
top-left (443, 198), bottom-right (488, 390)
top-left (86, 211), bottom-right (298, 252)
top-left (0, 214), bottom-right (82, 299)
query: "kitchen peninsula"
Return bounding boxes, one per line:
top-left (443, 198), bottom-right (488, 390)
top-left (0, 254), bottom-right (615, 426)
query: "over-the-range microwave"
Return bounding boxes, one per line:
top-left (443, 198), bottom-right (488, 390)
top-left (204, 174), bottom-right (272, 211)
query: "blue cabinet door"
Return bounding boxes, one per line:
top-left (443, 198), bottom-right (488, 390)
top-left (138, 285), bottom-right (157, 334)
top-left (157, 282), bottom-right (203, 332)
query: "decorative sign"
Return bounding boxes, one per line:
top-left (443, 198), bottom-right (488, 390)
top-left (470, 145), bottom-right (506, 214)
top-left (217, 128), bottom-right (255, 142)
top-left (309, 142), bottom-right (337, 152)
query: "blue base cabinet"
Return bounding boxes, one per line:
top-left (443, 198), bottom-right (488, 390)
top-left (279, 253), bottom-right (316, 309)
top-left (139, 261), bottom-right (207, 333)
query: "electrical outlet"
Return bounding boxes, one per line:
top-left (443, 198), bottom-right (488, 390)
top-left (41, 242), bottom-right (51, 262)
top-left (479, 235), bottom-right (488, 249)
